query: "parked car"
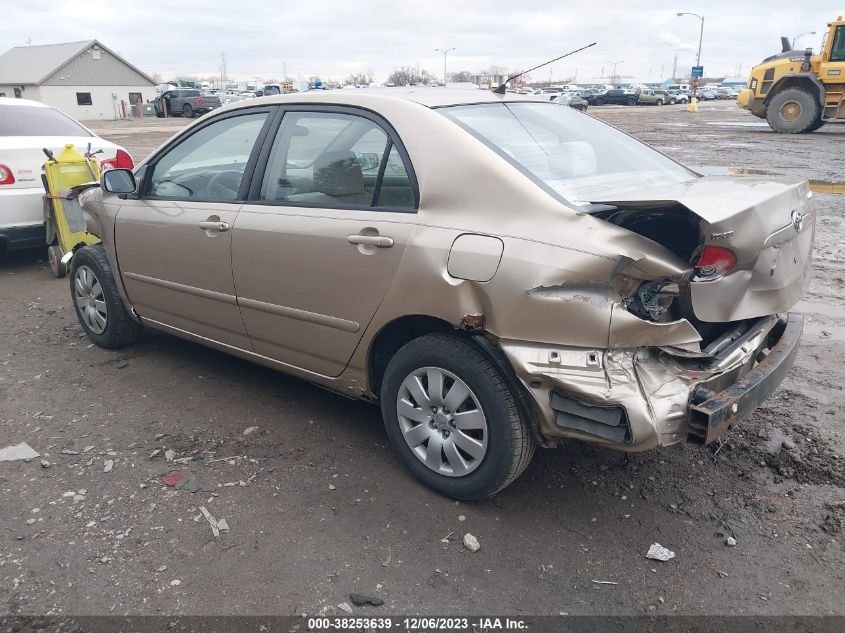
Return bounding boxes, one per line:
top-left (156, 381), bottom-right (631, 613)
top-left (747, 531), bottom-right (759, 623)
top-left (154, 89), bottom-right (222, 118)
top-left (638, 89), bottom-right (672, 105)
top-left (697, 88), bottom-right (718, 100)
top-left (73, 89), bottom-right (812, 500)
top-left (667, 89), bottom-right (690, 104)
top-left (552, 92), bottom-right (589, 111)
top-left (0, 97), bottom-right (133, 255)
top-left (716, 87), bottom-right (739, 100)
top-left (593, 89), bottom-right (639, 105)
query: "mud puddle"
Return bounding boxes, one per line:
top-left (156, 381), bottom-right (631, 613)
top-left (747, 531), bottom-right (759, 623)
top-left (693, 165), bottom-right (845, 194)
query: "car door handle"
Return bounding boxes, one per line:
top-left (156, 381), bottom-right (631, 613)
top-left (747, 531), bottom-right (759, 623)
top-left (198, 220), bottom-right (230, 232)
top-left (347, 234), bottom-right (394, 248)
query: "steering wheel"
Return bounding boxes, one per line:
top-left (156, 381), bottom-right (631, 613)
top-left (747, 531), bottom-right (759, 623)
top-left (206, 171), bottom-right (242, 201)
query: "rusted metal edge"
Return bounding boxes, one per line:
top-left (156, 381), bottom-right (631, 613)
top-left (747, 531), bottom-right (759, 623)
top-left (688, 312), bottom-right (803, 444)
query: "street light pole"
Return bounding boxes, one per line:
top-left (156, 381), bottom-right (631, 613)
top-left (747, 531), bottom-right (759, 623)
top-left (792, 31), bottom-right (816, 48)
top-left (435, 48), bottom-right (455, 87)
top-left (677, 12), bottom-right (704, 66)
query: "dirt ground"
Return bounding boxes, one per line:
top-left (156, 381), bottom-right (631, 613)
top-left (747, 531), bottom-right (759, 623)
top-left (1, 102), bottom-right (843, 617)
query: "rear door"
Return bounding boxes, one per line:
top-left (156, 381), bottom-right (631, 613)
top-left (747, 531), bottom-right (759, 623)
top-left (232, 106), bottom-right (418, 376)
top-left (114, 107), bottom-right (275, 349)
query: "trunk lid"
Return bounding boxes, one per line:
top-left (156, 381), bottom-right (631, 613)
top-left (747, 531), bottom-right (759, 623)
top-left (592, 176), bottom-right (814, 322)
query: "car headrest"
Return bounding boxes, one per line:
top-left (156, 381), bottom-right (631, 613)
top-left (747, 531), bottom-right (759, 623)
top-left (547, 141), bottom-right (597, 179)
top-left (313, 150), bottom-right (363, 196)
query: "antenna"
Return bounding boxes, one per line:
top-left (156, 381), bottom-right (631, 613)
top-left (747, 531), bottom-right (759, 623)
top-left (492, 42), bottom-right (596, 94)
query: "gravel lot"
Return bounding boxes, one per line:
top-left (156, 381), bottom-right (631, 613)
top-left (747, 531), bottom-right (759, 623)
top-left (1, 102), bottom-right (843, 617)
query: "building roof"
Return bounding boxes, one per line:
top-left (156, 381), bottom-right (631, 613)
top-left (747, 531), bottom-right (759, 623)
top-left (0, 39), bottom-right (154, 85)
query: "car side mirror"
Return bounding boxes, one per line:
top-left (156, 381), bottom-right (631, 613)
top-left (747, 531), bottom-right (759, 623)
top-left (101, 168), bottom-right (137, 194)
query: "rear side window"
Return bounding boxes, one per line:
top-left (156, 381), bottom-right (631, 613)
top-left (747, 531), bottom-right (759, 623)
top-left (259, 111), bottom-right (415, 209)
top-left (0, 105), bottom-right (92, 137)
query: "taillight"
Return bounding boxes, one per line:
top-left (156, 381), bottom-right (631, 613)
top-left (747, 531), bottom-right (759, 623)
top-left (694, 245), bottom-right (736, 280)
top-left (0, 164), bottom-right (15, 185)
top-left (195, 97), bottom-right (203, 106)
top-left (100, 149), bottom-right (134, 171)
top-left (115, 149), bottom-right (134, 169)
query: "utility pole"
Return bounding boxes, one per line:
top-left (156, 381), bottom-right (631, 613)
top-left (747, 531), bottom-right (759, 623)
top-left (672, 52), bottom-right (678, 81)
top-left (435, 48), bottom-right (455, 86)
top-left (283, 61), bottom-right (287, 81)
top-left (677, 12), bottom-right (704, 66)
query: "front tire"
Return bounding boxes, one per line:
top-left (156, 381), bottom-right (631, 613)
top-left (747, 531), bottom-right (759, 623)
top-left (70, 245), bottom-right (142, 348)
top-left (626, 97), bottom-right (637, 106)
top-left (766, 88), bottom-right (820, 133)
top-left (380, 334), bottom-right (535, 500)
top-left (182, 104), bottom-right (193, 118)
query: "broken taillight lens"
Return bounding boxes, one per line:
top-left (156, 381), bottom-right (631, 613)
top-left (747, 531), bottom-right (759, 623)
top-left (694, 245), bottom-right (736, 280)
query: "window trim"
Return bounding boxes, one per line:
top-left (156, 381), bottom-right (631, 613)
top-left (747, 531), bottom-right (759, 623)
top-left (139, 106), bottom-right (279, 203)
top-left (244, 104), bottom-right (419, 214)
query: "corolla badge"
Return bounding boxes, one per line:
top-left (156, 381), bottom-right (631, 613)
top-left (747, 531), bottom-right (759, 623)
top-left (791, 210), bottom-right (804, 233)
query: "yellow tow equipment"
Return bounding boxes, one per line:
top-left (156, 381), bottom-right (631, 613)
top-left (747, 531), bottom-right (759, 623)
top-left (42, 143), bottom-right (102, 278)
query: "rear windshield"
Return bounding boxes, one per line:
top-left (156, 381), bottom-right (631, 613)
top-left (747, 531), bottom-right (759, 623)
top-left (440, 102), bottom-right (696, 205)
top-left (0, 104), bottom-right (91, 137)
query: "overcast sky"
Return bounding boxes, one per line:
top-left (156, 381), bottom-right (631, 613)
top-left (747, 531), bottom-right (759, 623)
top-left (3, 1), bottom-right (837, 83)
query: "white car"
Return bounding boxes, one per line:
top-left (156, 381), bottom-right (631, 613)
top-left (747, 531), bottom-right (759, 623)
top-left (0, 98), bottom-right (133, 254)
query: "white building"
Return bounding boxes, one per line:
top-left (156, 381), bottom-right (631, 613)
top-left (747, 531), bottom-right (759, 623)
top-left (0, 40), bottom-right (156, 120)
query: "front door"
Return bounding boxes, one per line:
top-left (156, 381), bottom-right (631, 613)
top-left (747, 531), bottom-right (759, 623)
top-left (115, 109), bottom-right (273, 349)
top-left (233, 108), bottom-right (418, 376)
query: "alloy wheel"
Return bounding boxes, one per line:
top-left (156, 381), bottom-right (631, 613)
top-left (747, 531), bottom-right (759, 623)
top-left (74, 265), bottom-right (108, 334)
top-left (397, 367), bottom-right (488, 477)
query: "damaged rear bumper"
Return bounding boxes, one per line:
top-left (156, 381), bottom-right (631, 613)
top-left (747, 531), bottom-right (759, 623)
top-left (500, 312), bottom-right (802, 451)
top-left (687, 313), bottom-right (802, 444)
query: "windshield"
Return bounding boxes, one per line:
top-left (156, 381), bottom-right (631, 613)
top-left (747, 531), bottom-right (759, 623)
top-left (0, 104), bottom-right (91, 137)
top-left (440, 102), bottom-right (696, 205)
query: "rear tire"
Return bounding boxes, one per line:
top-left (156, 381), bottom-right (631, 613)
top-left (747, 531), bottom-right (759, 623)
top-left (626, 97), bottom-right (637, 106)
top-left (380, 334), bottom-right (535, 500)
top-left (766, 88), bottom-right (821, 133)
top-left (70, 245), bottom-right (142, 348)
top-left (656, 99), bottom-right (664, 106)
top-left (594, 98), bottom-right (604, 106)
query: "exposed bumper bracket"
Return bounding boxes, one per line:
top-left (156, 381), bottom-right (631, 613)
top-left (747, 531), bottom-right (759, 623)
top-left (688, 313), bottom-right (803, 444)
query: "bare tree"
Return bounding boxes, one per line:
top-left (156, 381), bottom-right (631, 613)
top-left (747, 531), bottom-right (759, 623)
top-left (447, 70), bottom-right (473, 83)
top-left (345, 72), bottom-right (374, 86)
top-left (387, 66), bottom-right (436, 86)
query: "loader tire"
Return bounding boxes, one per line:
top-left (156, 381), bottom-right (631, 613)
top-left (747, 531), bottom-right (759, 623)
top-left (767, 88), bottom-right (821, 134)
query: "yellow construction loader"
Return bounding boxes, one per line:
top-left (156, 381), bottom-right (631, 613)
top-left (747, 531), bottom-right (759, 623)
top-left (737, 16), bottom-right (845, 133)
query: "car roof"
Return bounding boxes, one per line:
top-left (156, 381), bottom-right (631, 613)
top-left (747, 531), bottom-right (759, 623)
top-left (233, 87), bottom-right (552, 110)
top-left (0, 96), bottom-right (49, 108)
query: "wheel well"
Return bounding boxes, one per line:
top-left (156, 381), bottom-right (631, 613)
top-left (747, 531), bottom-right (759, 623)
top-left (367, 315), bottom-right (455, 397)
top-left (764, 75), bottom-right (824, 107)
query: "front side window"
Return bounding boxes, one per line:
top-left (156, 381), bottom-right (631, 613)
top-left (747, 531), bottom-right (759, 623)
top-left (260, 111), bottom-right (415, 209)
top-left (831, 26), bottom-right (845, 62)
top-left (147, 112), bottom-right (267, 200)
top-left (441, 102), bottom-right (695, 205)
